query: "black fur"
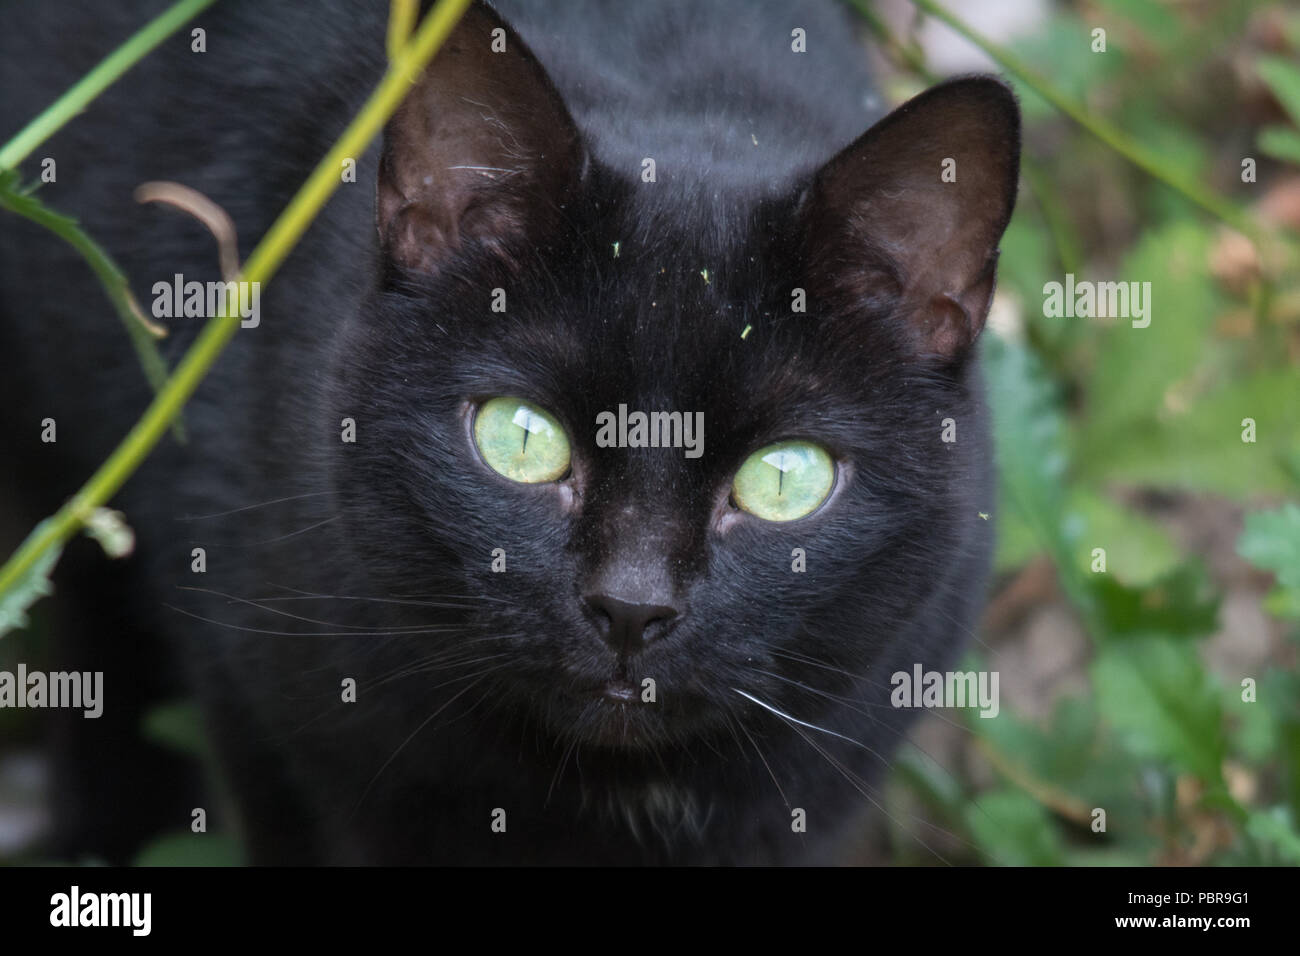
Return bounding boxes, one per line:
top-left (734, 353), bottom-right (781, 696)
top-left (0, 0), bottom-right (1018, 864)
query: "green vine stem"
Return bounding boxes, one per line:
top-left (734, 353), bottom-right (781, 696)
top-left (0, 0), bottom-right (217, 171)
top-left (0, 178), bottom-right (182, 438)
top-left (903, 0), bottom-right (1255, 237)
top-left (0, 0), bottom-right (474, 609)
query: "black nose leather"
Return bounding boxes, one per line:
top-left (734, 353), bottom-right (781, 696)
top-left (585, 593), bottom-right (679, 654)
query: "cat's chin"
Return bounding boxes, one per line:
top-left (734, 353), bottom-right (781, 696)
top-left (538, 685), bottom-right (718, 753)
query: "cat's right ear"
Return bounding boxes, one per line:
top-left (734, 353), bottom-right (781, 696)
top-left (800, 77), bottom-right (1021, 360)
top-left (376, 2), bottom-right (584, 276)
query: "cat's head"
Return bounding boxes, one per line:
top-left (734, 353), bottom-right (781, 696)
top-left (330, 3), bottom-right (1020, 754)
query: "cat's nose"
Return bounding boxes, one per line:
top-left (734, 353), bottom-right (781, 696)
top-left (584, 593), bottom-right (680, 655)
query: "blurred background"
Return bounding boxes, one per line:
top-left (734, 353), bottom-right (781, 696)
top-left (2, 0), bottom-right (1299, 865)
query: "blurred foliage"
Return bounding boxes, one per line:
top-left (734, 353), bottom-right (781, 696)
top-left (876, 0), bottom-right (1300, 866)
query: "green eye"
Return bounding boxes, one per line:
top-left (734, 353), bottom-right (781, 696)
top-left (731, 441), bottom-right (835, 522)
top-left (473, 397), bottom-right (571, 483)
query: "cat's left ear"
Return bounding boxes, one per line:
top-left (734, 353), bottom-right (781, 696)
top-left (801, 77), bottom-right (1020, 358)
top-left (376, 2), bottom-right (584, 275)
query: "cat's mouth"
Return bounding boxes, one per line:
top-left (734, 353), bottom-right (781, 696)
top-left (597, 659), bottom-right (639, 702)
top-left (562, 666), bottom-right (706, 750)
top-left (600, 677), bottom-right (639, 702)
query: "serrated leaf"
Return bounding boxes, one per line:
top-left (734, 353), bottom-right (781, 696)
top-left (1075, 221), bottom-right (1221, 461)
top-left (1092, 636), bottom-right (1225, 783)
top-left (983, 332), bottom-right (1079, 593)
top-left (0, 521), bottom-right (62, 638)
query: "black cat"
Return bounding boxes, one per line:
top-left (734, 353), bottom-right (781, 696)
top-left (0, 0), bottom-right (1019, 864)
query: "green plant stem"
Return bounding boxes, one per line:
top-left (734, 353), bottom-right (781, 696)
top-left (0, 182), bottom-right (183, 438)
top-left (387, 0), bottom-right (418, 60)
top-left (904, 0), bottom-right (1254, 236)
top-left (848, 0), bottom-right (934, 80)
top-left (0, 0), bottom-right (217, 171)
top-left (0, 0), bottom-right (473, 602)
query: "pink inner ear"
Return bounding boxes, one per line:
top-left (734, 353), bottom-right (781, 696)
top-left (921, 293), bottom-right (976, 356)
top-left (386, 203), bottom-right (457, 274)
top-left (374, 3), bottom-right (583, 277)
top-left (801, 78), bottom-right (1020, 360)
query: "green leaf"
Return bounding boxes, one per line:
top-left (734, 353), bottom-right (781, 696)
top-left (996, 216), bottom-right (1056, 305)
top-left (1075, 221), bottom-right (1221, 460)
top-left (993, 503), bottom-right (1043, 574)
top-left (973, 695), bottom-right (1147, 829)
top-left (134, 831), bottom-right (244, 866)
top-left (1225, 671), bottom-right (1287, 763)
top-left (1092, 636), bottom-right (1225, 783)
top-left (1259, 125), bottom-right (1300, 165)
top-left (1238, 504), bottom-right (1300, 604)
top-left (1064, 488), bottom-right (1182, 586)
top-left (887, 744), bottom-right (973, 863)
top-left (1079, 371), bottom-right (1300, 498)
top-left (892, 744), bottom-right (967, 820)
top-left (1246, 807), bottom-right (1300, 865)
top-left (1257, 56), bottom-right (1300, 127)
top-left (964, 788), bottom-right (1065, 866)
top-left (983, 332), bottom-right (1084, 603)
top-left (1090, 563), bottom-right (1219, 639)
top-left (1263, 587), bottom-right (1300, 620)
top-left (0, 520), bottom-right (61, 638)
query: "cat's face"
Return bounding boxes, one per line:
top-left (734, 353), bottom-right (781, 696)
top-left (329, 5), bottom-right (1019, 754)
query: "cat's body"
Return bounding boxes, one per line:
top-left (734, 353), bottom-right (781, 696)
top-left (0, 0), bottom-right (1018, 864)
